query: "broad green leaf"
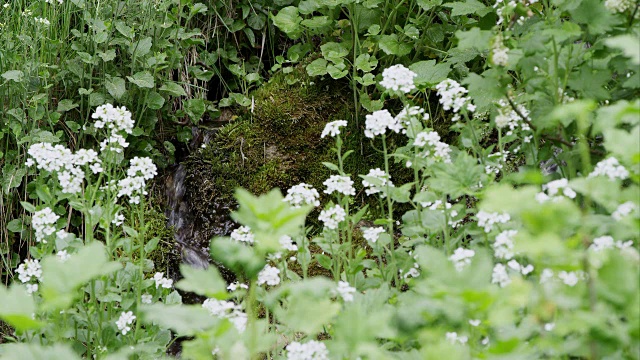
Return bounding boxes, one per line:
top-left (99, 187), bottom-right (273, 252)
top-left (184, 99), bottom-right (206, 123)
top-left (56, 99), bottom-right (79, 113)
top-left (140, 304), bottom-right (219, 336)
top-left (271, 7), bottom-right (303, 39)
top-left (378, 34), bottom-right (412, 56)
top-left (0, 285), bottom-right (42, 332)
top-left (321, 42), bottom-right (349, 63)
top-left (444, 0), bottom-right (490, 16)
top-left (115, 21), bottom-right (134, 39)
top-left (210, 237), bottom-right (265, 279)
top-left (176, 264), bottom-right (228, 299)
top-left (146, 91), bottom-right (165, 110)
top-left (354, 54), bottom-right (378, 72)
top-left (605, 34), bottom-right (640, 65)
top-left (40, 242), bottom-right (121, 311)
top-left (2, 164), bottom-right (27, 193)
top-left (417, 0), bottom-right (442, 10)
top-left (456, 28), bottom-right (492, 52)
top-left (0, 343), bottom-right (81, 360)
top-left (159, 82), bottom-right (188, 97)
top-left (409, 60), bottom-right (450, 87)
top-left (306, 58), bottom-right (328, 76)
top-left (105, 77), bottom-right (127, 100)
top-left (1, 70), bottom-right (24, 82)
top-left (127, 71), bottom-right (155, 88)
top-left (129, 37), bottom-right (153, 57)
top-left (98, 49), bottom-right (116, 62)
top-left (427, 153), bottom-right (486, 198)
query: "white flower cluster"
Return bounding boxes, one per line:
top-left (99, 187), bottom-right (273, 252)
top-left (491, 263), bottom-right (511, 287)
top-left (227, 282), bottom-right (249, 292)
top-left (141, 294), bottom-right (153, 304)
top-left (362, 168), bottom-right (393, 196)
top-left (449, 247), bottom-right (475, 271)
top-left (45, 0), bottom-right (63, 4)
top-left (612, 201), bottom-right (638, 221)
top-left (335, 281), bottom-right (356, 302)
top-left (589, 236), bottom-right (633, 252)
top-left (16, 259), bottom-right (42, 294)
top-left (362, 226), bottom-right (385, 243)
top-left (379, 64), bottom-right (417, 93)
top-left (588, 157), bottom-right (629, 181)
top-left (57, 250), bottom-right (70, 262)
top-left (401, 262), bottom-right (421, 279)
top-left (230, 226), bottom-right (254, 244)
top-left (558, 270), bottom-right (582, 287)
top-left (493, 230), bottom-right (517, 260)
top-left (34, 17), bottom-right (50, 25)
top-left (321, 120), bottom-right (348, 138)
top-left (257, 265), bottom-right (280, 286)
top-left (446, 332), bottom-right (468, 345)
top-left (318, 205), bottom-right (346, 230)
top-left (270, 235), bottom-right (299, 260)
top-left (536, 178), bottom-right (577, 203)
top-left (485, 151), bottom-right (510, 175)
top-left (203, 298), bottom-right (248, 333)
top-left (491, 35), bottom-right (509, 67)
top-left (364, 109), bottom-right (403, 138)
top-left (506, 259), bottom-right (534, 275)
top-left (26, 142), bottom-right (102, 194)
top-left (476, 211), bottom-right (510, 233)
top-left (116, 311), bottom-right (136, 335)
top-left (420, 200), bottom-right (461, 228)
top-left (435, 79), bottom-right (475, 122)
top-left (152, 272), bottom-right (173, 289)
top-left (413, 130), bottom-right (452, 163)
top-left (117, 157), bottom-right (157, 205)
top-left (605, 0), bottom-right (634, 12)
top-left (92, 104), bottom-right (134, 153)
top-left (286, 340), bottom-right (329, 360)
top-left (284, 183), bottom-right (321, 208)
top-left (32, 207), bottom-right (59, 243)
top-left (324, 175), bottom-right (355, 196)
top-left (494, 99), bottom-right (531, 136)
top-left (395, 105), bottom-right (430, 132)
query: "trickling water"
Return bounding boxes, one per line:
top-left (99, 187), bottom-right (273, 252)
top-left (163, 126), bottom-right (236, 280)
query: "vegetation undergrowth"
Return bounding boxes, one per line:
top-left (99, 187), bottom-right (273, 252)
top-left (0, 0), bottom-right (639, 359)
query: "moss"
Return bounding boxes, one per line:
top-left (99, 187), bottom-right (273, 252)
top-left (145, 189), bottom-right (181, 279)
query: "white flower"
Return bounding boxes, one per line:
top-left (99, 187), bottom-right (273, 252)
top-left (284, 183), bottom-right (321, 208)
top-left (544, 323), bottom-right (555, 331)
top-left (540, 268), bottom-right (554, 284)
top-left (589, 157), bottom-right (629, 180)
top-left (34, 17), bottom-right (50, 25)
top-left (605, 0), bottom-right (634, 12)
top-left (590, 236), bottom-right (615, 252)
top-left (364, 109), bottom-right (403, 138)
top-left (335, 281), bottom-right (356, 302)
top-left (491, 35), bottom-right (509, 66)
top-left (127, 157), bottom-right (157, 180)
top-left (116, 311), bottom-right (136, 335)
top-left (414, 130), bottom-right (452, 163)
top-left (227, 282), bottom-right (249, 291)
top-left (612, 201), bottom-right (637, 221)
top-left (26, 283), bottom-right (38, 294)
top-left (403, 263), bottom-right (421, 279)
top-left (286, 340), bottom-right (329, 360)
top-left (321, 120), bottom-right (348, 138)
top-left (493, 230), bottom-right (517, 260)
top-left (362, 168), bottom-right (393, 196)
top-left (449, 247), bottom-right (475, 271)
top-left (435, 79), bottom-right (474, 119)
top-left (558, 271), bottom-right (580, 287)
top-left (32, 207), bottom-right (60, 243)
top-left (92, 104), bottom-right (134, 134)
top-left (141, 294), bottom-right (153, 304)
top-left (362, 227), bottom-right (385, 243)
top-left (202, 299), bottom-right (248, 333)
top-left (16, 259), bottom-right (42, 283)
top-left (318, 205), bottom-right (346, 230)
top-left (491, 263), bottom-right (511, 287)
top-left (257, 265), bottom-right (280, 286)
top-left (230, 226), bottom-right (254, 244)
top-left (279, 235), bottom-right (298, 252)
top-left (520, 264), bottom-right (534, 275)
top-left (56, 250), bottom-right (70, 262)
top-left (379, 64), bottom-right (417, 93)
top-left (493, 99), bottom-right (531, 136)
top-left (152, 272), bottom-right (173, 289)
top-left (112, 212), bottom-right (125, 226)
top-left (476, 211), bottom-right (510, 232)
top-left (469, 319), bottom-right (481, 327)
top-left (445, 332), bottom-right (468, 345)
top-left (538, 178), bottom-right (576, 203)
top-left (324, 175), bottom-right (355, 196)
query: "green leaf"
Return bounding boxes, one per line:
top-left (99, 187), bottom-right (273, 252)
top-left (184, 99), bottom-right (206, 123)
top-left (210, 237), bottom-right (265, 279)
top-left (129, 37), bottom-right (153, 57)
top-left (115, 21), bottom-right (135, 39)
top-left (176, 264), bottom-right (228, 300)
top-left (1, 70), bottom-right (24, 82)
top-left (409, 60), bottom-right (450, 87)
top-left (605, 34), bottom-right (640, 65)
top-left (40, 242), bottom-right (121, 311)
top-left (20, 201), bottom-right (36, 213)
top-left (354, 54), bottom-right (378, 72)
top-left (2, 164), bottom-right (27, 193)
top-left (427, 153), bottom-right (485, 198)
top-left (97, 49), bottom-right (116, 62)
top-left (444, 0), bottom-right (489, 16)
top-left (146, 91), bottom-right (165, 110)
top-left (140, 304), bottom-right (219, 336)
top-left (271, 7), bottom-right (303, 39)
top-left (321, 42), bottom-right (349, 63)
top-left (0, 343), bottom-right (81, 360)
top-left (0, 285), bottom-right (42, 332)
top-left (127, 71), bottom-right (155, 88)
top-left (159, 82), bottom-right (188, 97)
top-left (306, 58), bottom-right (328, 76)
top-left (7, 219), bottom-right (25, 233)
top-left (301, 16), bottom-right (332, 30)
top-left (378, 34), bottom-right (412, 56)
top-left (416, 0), bottom-right (442, 10)
top-left (327, 64), bottom-right (348, 79)
top-left (455, 28), bottom-right (492, 52)
top-left (56, 99), bottom-right (79, 113)
top-left (105, 77), bottom-right (127, 100)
